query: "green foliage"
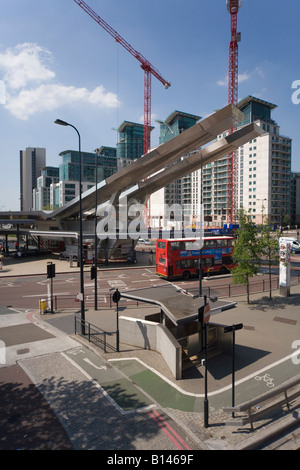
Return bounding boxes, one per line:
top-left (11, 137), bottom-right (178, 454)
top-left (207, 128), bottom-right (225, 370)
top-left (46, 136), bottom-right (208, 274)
top-left (231, 208), bottom-right (261, 303)
top-left (258, 219), bottom-right (280, 299)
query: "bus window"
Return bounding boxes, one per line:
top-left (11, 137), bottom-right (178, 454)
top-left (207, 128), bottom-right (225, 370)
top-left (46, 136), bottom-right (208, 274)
top-left (204, 257), bottom-right (214, 267)
top-left (216, 239), bottom-right (226, 247)
top-left (204, 239), bottom-right (215, 247)
top-left (185, 240), bottom-right (201, 250)
top-left (171, 242), bottom-right (182, 251)
top-left (157, 241), bottom-right (166, 249)
top-left (177, 259), bottom-right (194, 269)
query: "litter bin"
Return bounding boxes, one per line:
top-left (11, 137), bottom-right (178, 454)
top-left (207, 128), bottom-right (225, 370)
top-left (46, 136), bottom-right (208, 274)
top-left (39, 299), bottom-right (46, 314)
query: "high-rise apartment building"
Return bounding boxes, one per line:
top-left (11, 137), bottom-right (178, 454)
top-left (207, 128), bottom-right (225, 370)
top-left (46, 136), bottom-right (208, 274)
top-left (32, 147), bottom-right (117, 210)
top-left (291, 172), bottom-right (300, 227)
top-left (33, 166), bottom-right (59, 211)
top-left (51, 148), bottom-right (118, 208)
top-left (116, 121), bottom-right (145, 170)
top-left (150, 111), bottom-right (201, 229)
top-left (199, 96), bottom-right (292, 226)
top-left (20, 147), bottom-right (46, 211)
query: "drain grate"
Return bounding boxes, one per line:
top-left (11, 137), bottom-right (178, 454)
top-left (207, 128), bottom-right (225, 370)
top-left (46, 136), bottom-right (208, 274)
top-left (7, 413), bottom-right (23, 424)
top-left (17, 348), bottom-right (30, 355)
top-left (273, 316), bottom-right (297, 325)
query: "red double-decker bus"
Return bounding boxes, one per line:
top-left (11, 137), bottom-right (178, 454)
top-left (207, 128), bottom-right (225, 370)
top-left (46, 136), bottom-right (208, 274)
top-left (156, 236), bottom-right (236, 280)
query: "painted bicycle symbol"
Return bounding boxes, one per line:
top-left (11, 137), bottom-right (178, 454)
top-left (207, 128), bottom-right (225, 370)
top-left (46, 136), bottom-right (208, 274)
top-left (255, 373), bottom-right (275, 388)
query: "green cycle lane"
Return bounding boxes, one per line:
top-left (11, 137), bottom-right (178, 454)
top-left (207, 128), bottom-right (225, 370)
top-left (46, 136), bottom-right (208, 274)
top-left (63, 346), bottom-right (300, 414)
top-left (63, 347), bottom-right (155, 413)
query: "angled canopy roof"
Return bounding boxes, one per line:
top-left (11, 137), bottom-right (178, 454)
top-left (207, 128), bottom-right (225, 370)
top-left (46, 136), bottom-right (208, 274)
top-left (120, 284), bottom-right (236, 326)
top-left (48, 103), bottom-right (245, 220)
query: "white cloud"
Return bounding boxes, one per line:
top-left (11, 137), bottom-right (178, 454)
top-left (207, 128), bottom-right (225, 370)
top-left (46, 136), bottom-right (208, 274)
top-left (5, 83), bottom-right (120, 120)
top-left (217, 72), bottom-right (250, 87)
top-left (238, 72), bottom-right (250, 83)
top-left (217, 77), bottom-right (228, 87)
top-left (0, 43), bottom-right (55, 89)
top-left (0, 42), bottom-right (120, 120)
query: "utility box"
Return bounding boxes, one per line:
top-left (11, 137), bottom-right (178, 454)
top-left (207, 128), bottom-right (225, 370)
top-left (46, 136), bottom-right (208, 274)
top-left (39, 299), bottom-right (46, 314)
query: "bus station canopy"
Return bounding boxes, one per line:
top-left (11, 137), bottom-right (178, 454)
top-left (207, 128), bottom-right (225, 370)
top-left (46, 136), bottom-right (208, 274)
top-left (49, 103), bottom-right (260, 221)
top-left (120, 284), bottom-right (236, 326)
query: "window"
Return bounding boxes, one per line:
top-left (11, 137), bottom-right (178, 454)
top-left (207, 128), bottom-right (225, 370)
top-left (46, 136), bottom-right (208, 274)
top-left (157, 241), bottom-right (166, 249)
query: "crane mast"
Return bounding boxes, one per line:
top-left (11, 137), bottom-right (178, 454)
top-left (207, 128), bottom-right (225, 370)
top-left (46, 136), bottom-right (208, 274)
top-left (226, 0), bottom-right (241, 224)
top-left (73, 0), bottom-right (171, 154)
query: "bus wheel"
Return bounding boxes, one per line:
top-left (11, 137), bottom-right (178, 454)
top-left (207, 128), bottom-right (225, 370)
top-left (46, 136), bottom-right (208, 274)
top-left (220, 267), bottom-right (228, 275)
top-left (182, 271), bottom-right (190, 280)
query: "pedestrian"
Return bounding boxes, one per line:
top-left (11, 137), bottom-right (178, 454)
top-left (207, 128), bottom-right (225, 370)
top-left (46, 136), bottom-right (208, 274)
top-left (17, 251), bottom-right (22, 262)
top-left (149, 249), bottom-right (153, 265)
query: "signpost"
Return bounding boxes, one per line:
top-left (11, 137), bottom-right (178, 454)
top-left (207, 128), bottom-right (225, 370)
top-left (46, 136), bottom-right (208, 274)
top-left (224, 323), bottom-right (243, 415)
top-left (279, 238), bottom-right (291, 297)
top-left (112, 288), bottom-right (121, 352)
top-left (47, 262), bottom-right (55, 313)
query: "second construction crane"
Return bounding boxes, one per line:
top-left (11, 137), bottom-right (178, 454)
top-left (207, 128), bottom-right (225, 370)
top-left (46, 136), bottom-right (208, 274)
top-left (73, 0), bottom-right (171, 155)
top-left (226, 0), bottom-right (242, 224)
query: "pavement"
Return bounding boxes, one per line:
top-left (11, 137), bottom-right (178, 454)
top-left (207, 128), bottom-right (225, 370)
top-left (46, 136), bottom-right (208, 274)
top-left (1, 254), bottom-right (300, 451)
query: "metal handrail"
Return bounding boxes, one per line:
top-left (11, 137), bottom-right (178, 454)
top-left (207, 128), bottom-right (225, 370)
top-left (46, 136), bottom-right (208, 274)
top-left (74, 316), bottom-right (117, 353)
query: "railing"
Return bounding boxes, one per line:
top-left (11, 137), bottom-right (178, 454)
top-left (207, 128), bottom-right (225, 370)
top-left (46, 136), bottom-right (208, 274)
top-left (74, 316), bottom-right (117, 353)
top-left (185, 274), bottom-right (300, 299)
top-left (223, 375), bottom-right (300, 430)
top-left (39, 273), bottom-right (300, 312)
top-left (39, 293), bottom-right (144, 311)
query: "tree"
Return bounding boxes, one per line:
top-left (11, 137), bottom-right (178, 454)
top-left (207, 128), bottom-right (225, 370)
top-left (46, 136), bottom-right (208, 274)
top-left (258, 218), bottom-right (280, 300)
top-left (231, 208), bottom-right (260, 303)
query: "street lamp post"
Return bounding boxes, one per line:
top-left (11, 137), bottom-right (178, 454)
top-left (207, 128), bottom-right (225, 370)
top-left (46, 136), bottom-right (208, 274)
top-left (94, 148), bottom-right (99, 310)
top-left (199, 152), bottom-right (203, 297)
top-left (54, 119), bottom-right (85, 332)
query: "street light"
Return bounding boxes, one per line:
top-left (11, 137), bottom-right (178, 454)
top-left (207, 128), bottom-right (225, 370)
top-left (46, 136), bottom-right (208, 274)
top-left (93, 148), bottom-right (99, 310)
top-left (198, 294), bottom-right (218, 428)
top-left (54, 119), bottom-right (85, 332)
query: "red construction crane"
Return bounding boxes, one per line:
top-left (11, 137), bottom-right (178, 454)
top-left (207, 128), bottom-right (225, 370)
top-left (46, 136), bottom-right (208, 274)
top-left (73, 0), bottom-right (171, 155)
top-left (226, 0), bottom-right (242, 224)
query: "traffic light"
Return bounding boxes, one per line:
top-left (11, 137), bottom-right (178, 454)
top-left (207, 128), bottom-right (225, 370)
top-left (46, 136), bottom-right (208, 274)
top-left (47, 263), bottom-right (55, 278)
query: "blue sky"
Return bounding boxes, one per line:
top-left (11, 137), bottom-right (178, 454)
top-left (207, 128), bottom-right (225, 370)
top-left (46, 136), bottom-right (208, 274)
top-left (1, 0), bottom-right (299, 210)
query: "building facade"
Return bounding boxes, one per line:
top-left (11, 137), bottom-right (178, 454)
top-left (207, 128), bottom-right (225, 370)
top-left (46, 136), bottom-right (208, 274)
top-left (150, 111), bottom-right (201, 229)
top-left (291, 172), bottom-right (300, 227)
top-left (33, 147), bottom-right (117, 210)
top-left (20, 147), bottom-right (46, 211)
top-left (33, 166), bottom-right (59, 210)
top-left (116, 121), bottom-right (145, 170)
top-left (198, 96), bottom-right (292, 226)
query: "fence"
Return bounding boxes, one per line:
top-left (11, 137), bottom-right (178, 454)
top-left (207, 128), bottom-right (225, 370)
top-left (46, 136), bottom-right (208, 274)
top-left (223, 374), bottom-right (300, 431)
top-left (74, 316), bottom-right (117, 353)
top-left (185, 274), bottom-right (300, 300)
top-left (40, 273), bottom-right (300, 312)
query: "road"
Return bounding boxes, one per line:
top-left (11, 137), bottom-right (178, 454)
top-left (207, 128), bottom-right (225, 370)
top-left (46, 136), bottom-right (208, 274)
top-left (1, 252), bottom-right (299, 312)
top-left (1, 254), bottom-right (300, 450)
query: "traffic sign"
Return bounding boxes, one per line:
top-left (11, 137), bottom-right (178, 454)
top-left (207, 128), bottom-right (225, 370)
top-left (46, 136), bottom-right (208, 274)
top-left (203, 304), bottom-right (211, 324)
top-left (112, 290), bottom-right (121, 303)
top-left (224, 323), bottom-right (243, 333)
